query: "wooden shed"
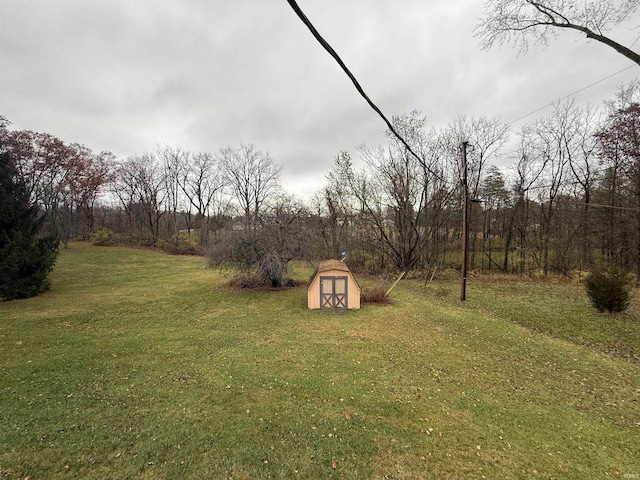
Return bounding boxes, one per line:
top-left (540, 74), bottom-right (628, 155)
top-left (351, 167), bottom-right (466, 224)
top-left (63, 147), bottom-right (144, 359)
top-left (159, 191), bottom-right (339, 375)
top-left (308, 259), bottom-right (361, 310)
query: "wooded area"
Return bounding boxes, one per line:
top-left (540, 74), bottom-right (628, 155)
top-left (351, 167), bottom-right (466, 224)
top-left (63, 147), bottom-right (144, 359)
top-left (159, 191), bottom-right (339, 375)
top-left (3, 82), bottom-right (640, 278)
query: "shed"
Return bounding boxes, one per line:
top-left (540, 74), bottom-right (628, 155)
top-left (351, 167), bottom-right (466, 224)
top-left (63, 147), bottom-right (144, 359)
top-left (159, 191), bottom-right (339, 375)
top-left (308, 259), bottom-right (361, 310)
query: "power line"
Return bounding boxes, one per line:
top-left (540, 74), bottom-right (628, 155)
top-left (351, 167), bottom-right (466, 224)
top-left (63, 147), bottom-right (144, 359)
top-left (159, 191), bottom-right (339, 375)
top-left (286, 0), bottom-right (639, 196)
top-left (577, 201), bottom-right (640, 212)
top-left (508, 64), bottom-right (638, 125)
top-left (284, 0), bottom-right (447, 183)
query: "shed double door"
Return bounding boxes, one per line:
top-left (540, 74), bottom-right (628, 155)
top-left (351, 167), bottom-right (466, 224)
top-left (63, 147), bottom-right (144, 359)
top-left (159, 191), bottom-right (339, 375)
top-left (320, 276), bottom-right (348, 309)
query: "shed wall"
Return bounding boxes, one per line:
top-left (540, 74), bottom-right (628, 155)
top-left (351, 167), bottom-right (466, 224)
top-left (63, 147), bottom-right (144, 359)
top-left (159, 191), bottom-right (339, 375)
top-left (308, 268), bottom-right (361, 309)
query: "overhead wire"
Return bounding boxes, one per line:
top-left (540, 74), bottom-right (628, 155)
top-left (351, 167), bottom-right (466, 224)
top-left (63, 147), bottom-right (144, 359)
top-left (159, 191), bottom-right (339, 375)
top-left (501, 62), bottom-right (640, 198)
top-left (284, 0), bottom-right (448, 184)
top-left (507, 64), bottom-right (638, 125)
top-left (285, 0), bottom-right (640, 200)
top-left (287, 0), bottom-right (637, 137)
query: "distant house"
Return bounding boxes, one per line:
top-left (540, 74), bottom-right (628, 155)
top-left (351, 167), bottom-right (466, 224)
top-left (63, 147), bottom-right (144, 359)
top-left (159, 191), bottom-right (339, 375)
top-left (308, 259), bottom-right (361, 310)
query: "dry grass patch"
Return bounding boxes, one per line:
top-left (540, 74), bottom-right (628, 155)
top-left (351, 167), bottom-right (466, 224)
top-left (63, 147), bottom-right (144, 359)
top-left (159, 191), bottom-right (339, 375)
top-left (361, 285), bottom-right (392, 305)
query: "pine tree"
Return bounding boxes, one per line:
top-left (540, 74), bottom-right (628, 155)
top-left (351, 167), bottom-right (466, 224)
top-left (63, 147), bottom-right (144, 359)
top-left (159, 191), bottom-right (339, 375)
top-left (585, 263), bottom-right (632, 314)
top-left (0, 149), bottom-right (59, 300)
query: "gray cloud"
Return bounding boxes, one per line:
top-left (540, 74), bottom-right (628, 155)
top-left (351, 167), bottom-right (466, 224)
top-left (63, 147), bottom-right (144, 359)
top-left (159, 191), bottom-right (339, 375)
top-left (1, 0), bottom-right (639, 198)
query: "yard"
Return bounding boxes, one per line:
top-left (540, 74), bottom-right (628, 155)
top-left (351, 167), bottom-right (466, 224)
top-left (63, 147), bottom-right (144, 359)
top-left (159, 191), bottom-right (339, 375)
top-left (0, 243), bottom-right (638, 479)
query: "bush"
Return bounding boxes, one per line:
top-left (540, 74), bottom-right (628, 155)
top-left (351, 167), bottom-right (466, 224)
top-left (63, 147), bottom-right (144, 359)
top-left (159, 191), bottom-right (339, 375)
top-left (207, 228), bottom-right (298, 288)
top-left (224, 273), bottom-right (299, 290)
top-left (226, 273), bottom-right (268, 289)
top-left (91, 228), bottom-right (117, 246)
top-left (0, 234), bottom-right (58, 300)
top-left (174, 233), bottom-right (204, 255)
top-left (361, 285), bottom-right (392, 305)
top-left (156, 233), bottom-right (203, 256)
top-left (585, 264), bottom-right (633, 314)
top-left (258, 253), bottom-right (285, 287)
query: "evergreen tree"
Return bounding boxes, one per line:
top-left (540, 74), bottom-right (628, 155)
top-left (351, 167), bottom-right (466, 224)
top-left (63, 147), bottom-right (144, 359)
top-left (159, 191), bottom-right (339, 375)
top-left (585, 263), bottom-right (632, 314)
top-left (0, 149), bottom-right (59, 300)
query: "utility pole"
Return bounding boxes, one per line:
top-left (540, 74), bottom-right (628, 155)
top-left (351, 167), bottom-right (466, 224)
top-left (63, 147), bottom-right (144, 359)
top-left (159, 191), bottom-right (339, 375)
top-left (461, 141), bottom-right (469, 301)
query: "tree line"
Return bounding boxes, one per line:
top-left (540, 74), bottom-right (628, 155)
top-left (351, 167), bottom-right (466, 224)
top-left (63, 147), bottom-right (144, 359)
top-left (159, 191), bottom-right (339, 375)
top-left (3, 82), bottom-right (640, 282)
top-left (313, 83), bottom-right (640, 279)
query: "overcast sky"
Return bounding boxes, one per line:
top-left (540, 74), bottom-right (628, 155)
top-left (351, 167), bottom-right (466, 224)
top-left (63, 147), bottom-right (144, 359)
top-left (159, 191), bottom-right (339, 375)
top-left (1, 0), bottom-right (639, 198)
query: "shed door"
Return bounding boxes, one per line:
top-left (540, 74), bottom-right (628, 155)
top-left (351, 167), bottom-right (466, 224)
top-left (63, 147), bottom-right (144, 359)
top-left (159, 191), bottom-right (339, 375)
top-left (320, 276), bottom-right (348, 309)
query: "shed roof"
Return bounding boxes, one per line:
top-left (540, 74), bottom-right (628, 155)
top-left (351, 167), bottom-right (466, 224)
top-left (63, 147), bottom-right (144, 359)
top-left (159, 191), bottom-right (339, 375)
top-left (308, 259), bottom-right (359, 288)
top-left (317, 259), bottom-right (350, 273)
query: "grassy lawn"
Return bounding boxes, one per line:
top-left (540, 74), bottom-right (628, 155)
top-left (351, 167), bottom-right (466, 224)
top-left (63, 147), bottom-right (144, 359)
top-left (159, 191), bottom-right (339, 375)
top-left (1, 243), bottom-right (639, 479)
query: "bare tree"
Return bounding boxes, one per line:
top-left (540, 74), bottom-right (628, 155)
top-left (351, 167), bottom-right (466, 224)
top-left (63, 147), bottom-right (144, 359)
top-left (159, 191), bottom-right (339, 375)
top-left (207, 194), bottom-right (309, 287)
top-left (507, 126), bottom-right (548, 274)
top-left (605, 79), bottom-right (640, 113)
top-left (112, 154), bottom-right (167, 246)
top-left (597, 102), bottom-right (640, 274)
top-left (309, 152), bottom-right (356, 259)
top-left (179, 151), bottom-right (227, 245)
top-left (348, 111), bottom-right (453, 272)
top-left (444, 115), bottom-right (510, 199)
top-left (476, 0), bottom-right (640, 65)
top-left (156, 145), bottom-right (190, 244)
top-left (440, 115), bottom-right (509, 270)
top-left (218, 144), bottom-right (281, 229)
top-left (566, 104), bottom-right (600, 269)
top-left (526, 100), bottom-right (583, 275)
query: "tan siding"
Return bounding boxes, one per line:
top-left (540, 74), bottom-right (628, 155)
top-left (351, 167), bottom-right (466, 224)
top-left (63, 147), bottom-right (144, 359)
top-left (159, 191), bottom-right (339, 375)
top-left (308, 277), bottom-right (321, 309)
top-left (307, 266), bottom-right (361, 310)
top-left (348, 274), bottom-right (361, 309)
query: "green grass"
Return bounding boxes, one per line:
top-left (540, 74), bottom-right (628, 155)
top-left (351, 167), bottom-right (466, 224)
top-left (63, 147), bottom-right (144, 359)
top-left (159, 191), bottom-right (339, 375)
top-left (1, 243), bottom-right (639, 479)
top-left (451, 273), bottom-right (640, 363)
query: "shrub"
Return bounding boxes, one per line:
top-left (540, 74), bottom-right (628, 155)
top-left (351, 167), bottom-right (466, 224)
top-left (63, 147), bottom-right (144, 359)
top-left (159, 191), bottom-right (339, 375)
top-left (258, 253), bottom-right (285, 287)
top-left (155, 239), bottom-right (170, 251)
top-left (156, 233), bottom-right (203, 256)
top-left (226, 273), bottom-right (267, 289)
top-left (585, 264), bottom-right (633, 314)
top-left (91, 228), bottom-right (116, 246)
top-left (224, 273), bottom-right (299, 290)
top-left (361, 285), bottom-right (392, 305)
top-left (207, 227), bottom-right (301, 289)
top-left (173, 233), bottom-right (203, 256)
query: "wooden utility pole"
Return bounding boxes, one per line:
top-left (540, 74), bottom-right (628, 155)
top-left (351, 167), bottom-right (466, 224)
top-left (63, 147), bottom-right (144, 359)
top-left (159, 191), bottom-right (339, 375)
top-left (460, 141), bottom-right (469, 301)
